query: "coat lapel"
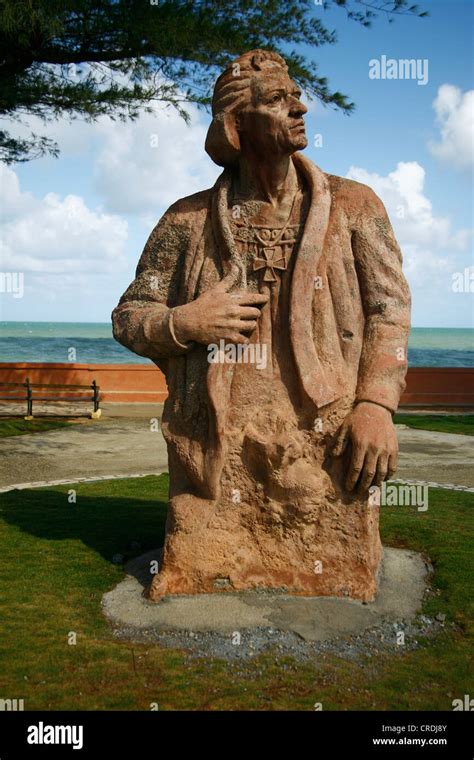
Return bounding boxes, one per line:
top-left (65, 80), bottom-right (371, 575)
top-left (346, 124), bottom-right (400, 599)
top-left (290, 153), bottom-right (342, 409)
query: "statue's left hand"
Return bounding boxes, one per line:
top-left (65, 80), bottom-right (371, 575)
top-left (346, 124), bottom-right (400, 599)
top-left (332, 402), bottom-right (398, 494)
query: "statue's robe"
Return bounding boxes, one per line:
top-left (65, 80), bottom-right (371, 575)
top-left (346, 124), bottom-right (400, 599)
top-left (112, 152), bottom-right (411, 601)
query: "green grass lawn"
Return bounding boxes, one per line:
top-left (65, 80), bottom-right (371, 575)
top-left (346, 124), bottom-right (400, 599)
top-left (0, 418), bottom-right (74, 438)
top-left (0, 475), bottom-right (472, 710)
top-left (393, 414), bottom-right (474, 436)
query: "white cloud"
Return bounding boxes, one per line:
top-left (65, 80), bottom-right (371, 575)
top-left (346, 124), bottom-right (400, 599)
top-left (346, 161), bottom-right (470, 251)
top-left (92, 104), bottom-right (220, 217)
top-left (429, 84), bottom-right (474, 170)
top-left (2, 69), bottom-right (220, 220)
top-left (345, 162), bottom-right (472, 322)
top-left (0, 93), bottom-right (223, 320)
top-left (0, 164), bottom-right (128, 275)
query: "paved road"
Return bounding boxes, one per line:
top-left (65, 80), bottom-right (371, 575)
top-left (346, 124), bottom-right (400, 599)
top-left (1, 417), bottom-right (473, 490)
top-left (395, 425), bottom-right (474, 488)
top-left (0, 417), bottom-right (168, 488)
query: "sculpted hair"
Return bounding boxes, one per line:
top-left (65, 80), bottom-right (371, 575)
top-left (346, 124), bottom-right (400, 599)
top-left (205, 49), bottom-right (289, 167)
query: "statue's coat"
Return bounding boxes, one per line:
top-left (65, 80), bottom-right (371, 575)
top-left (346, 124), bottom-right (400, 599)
top-left (112, 153), bottom-right (411, 499)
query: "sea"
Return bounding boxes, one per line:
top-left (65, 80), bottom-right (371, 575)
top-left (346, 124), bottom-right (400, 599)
top-left (0, 322), bottom-right (473, 367)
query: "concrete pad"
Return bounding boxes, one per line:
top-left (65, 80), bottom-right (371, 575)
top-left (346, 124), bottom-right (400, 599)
top-left (102, 547), bottom-right (430, 643)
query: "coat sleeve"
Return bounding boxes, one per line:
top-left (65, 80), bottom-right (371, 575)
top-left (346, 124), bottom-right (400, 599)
top-left (111, 202), bottom-right (198, 362)
top-left (351, 185), bottom-right (411, 413)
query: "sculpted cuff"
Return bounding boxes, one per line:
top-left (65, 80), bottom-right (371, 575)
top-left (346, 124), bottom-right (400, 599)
top-left (168, 308), bottom-right (194, 351)
top-left (355, 399), bottom-right (395, 416)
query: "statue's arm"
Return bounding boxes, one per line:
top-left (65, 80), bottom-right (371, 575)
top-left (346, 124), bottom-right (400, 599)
top-left (111, 209), bottom-right (194, 362)
top-left (351, 186), bottom-right (411, 414)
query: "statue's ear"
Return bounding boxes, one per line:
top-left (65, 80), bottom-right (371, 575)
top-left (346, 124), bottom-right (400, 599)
top-left (205, 112), bottom-right (241, 167)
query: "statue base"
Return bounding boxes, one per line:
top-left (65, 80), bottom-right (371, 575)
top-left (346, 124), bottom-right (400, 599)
top-left (146, 488), bottom-right (382, 604)
top-left (102, 547), bottom-right (430, 645)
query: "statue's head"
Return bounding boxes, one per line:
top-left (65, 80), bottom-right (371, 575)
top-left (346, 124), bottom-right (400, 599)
top-left (205, 49), bottom-right (308, 167)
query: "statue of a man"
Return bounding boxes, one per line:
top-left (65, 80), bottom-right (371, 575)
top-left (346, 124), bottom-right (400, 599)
top-left (112, 50), bottom-right (411, 602)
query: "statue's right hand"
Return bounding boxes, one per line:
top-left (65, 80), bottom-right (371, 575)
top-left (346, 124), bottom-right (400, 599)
top-left (171, 276), bottom-right (269, 346)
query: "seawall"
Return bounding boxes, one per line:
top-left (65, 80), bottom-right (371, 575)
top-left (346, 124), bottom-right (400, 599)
top-left (0, 364), bottom-right (472, 408)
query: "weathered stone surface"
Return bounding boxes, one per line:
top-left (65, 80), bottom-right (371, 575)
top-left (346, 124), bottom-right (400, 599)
top-left (112, 49), bottom-right (411, 602)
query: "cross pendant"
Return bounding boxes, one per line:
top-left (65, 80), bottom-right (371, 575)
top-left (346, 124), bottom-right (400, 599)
top-left (253, 246), bottom-right (287, 282)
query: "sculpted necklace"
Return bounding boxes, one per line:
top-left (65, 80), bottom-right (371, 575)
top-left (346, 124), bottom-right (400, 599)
top-left (231, 187), bottom-right (302, 283)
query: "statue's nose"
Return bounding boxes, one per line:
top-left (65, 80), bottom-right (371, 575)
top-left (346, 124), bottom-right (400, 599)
top-left (289, 98), bottom-right (307, 117)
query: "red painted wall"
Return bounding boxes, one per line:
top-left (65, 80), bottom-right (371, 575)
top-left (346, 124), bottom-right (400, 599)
top-left (0, 363), bottom-right (472, 407)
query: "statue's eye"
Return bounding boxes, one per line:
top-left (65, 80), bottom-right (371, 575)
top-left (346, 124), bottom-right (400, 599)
top-left (270, 93), bottom-right (281, 103)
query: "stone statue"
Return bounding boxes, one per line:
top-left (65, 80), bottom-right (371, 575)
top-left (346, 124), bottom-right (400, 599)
top-left (112, 49), bottom-right (411, 603)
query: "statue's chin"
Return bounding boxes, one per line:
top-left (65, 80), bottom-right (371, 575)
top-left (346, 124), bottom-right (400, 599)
top-left (289, 135), bottom-right (308, 153)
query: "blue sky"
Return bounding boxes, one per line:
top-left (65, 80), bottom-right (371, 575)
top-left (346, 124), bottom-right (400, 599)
top-left (1, 0), bottom-right (473, 327)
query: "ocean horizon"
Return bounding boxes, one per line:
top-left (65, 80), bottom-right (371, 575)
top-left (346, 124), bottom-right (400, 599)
top-left (0, 322), bottom-right (473, 367)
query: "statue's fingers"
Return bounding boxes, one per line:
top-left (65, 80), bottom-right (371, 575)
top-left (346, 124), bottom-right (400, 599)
top-left (228, 332), bottom-right (250, 345)
top-left (387, 451), bottom-right (398, 480)
top-left (231, 292), bottom-right (269, 305)
top-left (374, 453), bottom-right (388, 487)
top-left (213, 271), bottom-right (237, 293)
top-left (345, 445), bottom-right (365, 491)
top-left (235, 306), bottom-right (264, 319)
top-left (228, 319), bottom-right (257, 333)
top-left (332, 424), bottom-right (349, 456)
top-left (357, 452), bottom-right (378, 495)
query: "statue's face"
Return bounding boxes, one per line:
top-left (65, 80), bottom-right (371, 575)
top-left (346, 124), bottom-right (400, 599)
top-left (236, 69), bottom-right (308, 157)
